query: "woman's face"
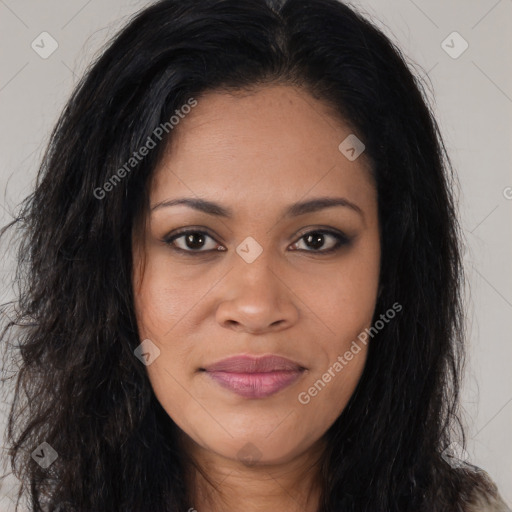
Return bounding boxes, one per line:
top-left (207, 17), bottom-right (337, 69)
top-left (132, 85), bottom-right (380, 466)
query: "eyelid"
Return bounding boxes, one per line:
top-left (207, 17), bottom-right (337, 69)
top-left (163, 227), bottom-right (223, 252)
top-left (291, 228), bottom-right (350, 253)
top-left (162, 227), bottom-right (350, 255)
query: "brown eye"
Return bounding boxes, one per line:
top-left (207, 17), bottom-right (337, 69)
top-left (164, 230), bottom-right (224, 253)
top-left (290, 230), bottom-right (350, 253)
top-left (163, 228), bottom-right (349, 256)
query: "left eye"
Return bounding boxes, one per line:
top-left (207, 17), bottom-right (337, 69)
top-left (290, 230), bottom-right (349, 253)
top-left (164, 229), bottom-right (349, 254)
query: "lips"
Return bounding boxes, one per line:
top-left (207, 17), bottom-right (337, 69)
top-left (203, 355), bottom-right (304, 373)
top-left (201, 355), bottom-right (305, 399)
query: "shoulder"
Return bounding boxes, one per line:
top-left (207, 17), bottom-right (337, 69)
top-left (463, 466), bottom-right (510, 512)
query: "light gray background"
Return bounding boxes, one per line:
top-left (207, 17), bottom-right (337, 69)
top-left (1, 0), bottom-right (511, 509)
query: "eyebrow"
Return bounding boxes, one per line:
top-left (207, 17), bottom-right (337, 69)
top-left (151, 196), bottom-right (364, 220)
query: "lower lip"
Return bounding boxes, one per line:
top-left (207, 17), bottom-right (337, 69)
top-left (205, 370), bottom-right (304, 399)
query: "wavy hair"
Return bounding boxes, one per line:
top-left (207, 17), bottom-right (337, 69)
top-left (0, 0), bottom-right (497, 510)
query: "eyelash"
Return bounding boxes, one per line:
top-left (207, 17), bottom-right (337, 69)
top-left (163, 228), bottom-right (350, 256)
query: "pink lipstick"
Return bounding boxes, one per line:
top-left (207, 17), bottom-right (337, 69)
top-left (202, 355), bottom-right (305, 399)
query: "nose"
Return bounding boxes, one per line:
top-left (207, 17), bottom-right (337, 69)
top-left (215, 259), bottom-right (300, 334)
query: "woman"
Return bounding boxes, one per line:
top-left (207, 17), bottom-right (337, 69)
top-left (0, 0), bottom-right (508, 510)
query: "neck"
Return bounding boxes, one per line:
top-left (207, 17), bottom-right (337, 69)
top-left (181, 436), bottom-right (326, 512)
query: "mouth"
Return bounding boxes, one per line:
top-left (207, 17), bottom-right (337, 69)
top-left (200, 354), bottom-right (306, 399)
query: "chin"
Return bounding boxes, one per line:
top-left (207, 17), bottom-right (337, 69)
top-left (207, 431), bottom-right (318, 466)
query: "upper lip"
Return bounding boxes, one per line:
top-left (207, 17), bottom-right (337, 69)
top-left (202, 355), bottom-right (305, 373)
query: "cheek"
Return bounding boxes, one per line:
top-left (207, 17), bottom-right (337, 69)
top-left (301, 344), bottom-right (368, 417)
top-left (132, 252), bottom-right (203, 339)
top-left (297, 235), bottom-right (380, 341)
top-left (294, 235), bottom-right (379, 409)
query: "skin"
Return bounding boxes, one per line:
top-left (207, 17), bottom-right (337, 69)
top-left (132, 84), bottom-right (380, 512)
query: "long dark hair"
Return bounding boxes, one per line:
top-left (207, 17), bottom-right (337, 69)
top-left (0, 0), bottom-right (498, 510)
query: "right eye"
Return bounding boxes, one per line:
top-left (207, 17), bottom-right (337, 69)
top-left (163, 229), bottom-right (225, 254)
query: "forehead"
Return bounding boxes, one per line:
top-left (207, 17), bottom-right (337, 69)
top-left (150, 85), bottom-right (375, 216)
